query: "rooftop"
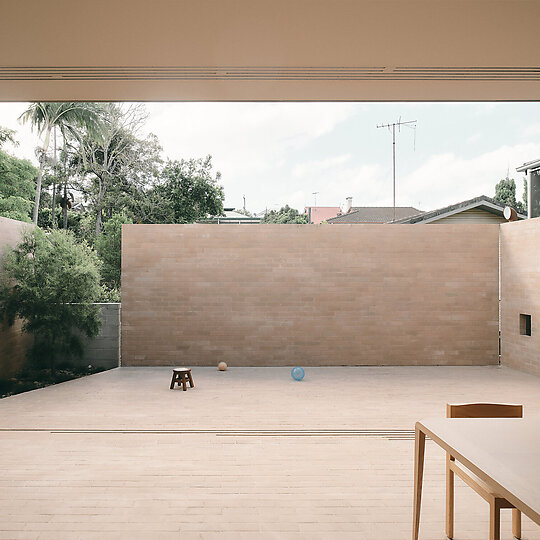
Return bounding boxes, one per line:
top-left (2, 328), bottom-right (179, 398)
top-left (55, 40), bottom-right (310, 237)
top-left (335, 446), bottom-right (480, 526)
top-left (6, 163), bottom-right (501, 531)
top-left (327, 206), bottom-right (422, 224)
top-left (393, 195), bottom-right (526, 224)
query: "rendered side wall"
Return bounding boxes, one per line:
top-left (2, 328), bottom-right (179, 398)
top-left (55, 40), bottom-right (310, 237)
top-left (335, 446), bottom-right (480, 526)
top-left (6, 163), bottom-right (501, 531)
top-left (0, 217), bottom-right (34, 377)
top-left (122, 224), bottom-right (499, 367)
top-left (501, 218), bottom-right (540, 376)
top-left (75, 304), bottom-right (121, 370)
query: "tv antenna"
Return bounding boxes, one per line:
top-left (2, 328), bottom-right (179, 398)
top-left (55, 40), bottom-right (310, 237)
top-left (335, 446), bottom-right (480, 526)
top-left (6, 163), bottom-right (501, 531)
top-left (312, 191), bottom-right (319, 206)
top-left (376, 118), bottom-right (417, 222)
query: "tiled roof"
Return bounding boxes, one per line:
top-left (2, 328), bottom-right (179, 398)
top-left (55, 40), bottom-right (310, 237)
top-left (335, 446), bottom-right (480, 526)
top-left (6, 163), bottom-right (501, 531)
top-left (327, 206), bottom-right (422, 223)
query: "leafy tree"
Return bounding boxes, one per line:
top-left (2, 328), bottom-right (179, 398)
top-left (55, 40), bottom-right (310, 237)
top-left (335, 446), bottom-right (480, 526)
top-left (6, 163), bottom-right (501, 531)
top-left (0, 149), bottom-right (38, 222)
top-left (19, 102), bottom-right (103, 225)
top-left (261, 205), bottom-right (308, 224)
top-left (522, 177), bottom-right (528, 212)
top-left (494, 176), bottom-right (518, 208)
top-left (0, 126), bottom-right (17, 148)
top-left (494, 176), bottom-right (527, 214)
top-left (73, 104), bottom-right (161, 236)
top-left (138, 156), bottom-right (224, 224)
top-left (96, 212), bottom-right (133, 290)
top-left (0, 229), bottom-right (102, 373)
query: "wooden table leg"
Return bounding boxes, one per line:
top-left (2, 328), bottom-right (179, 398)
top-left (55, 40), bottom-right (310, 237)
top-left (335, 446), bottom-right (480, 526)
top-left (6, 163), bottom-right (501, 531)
top-left (489, 497), bottom-right (501, 540)
top-left (413, 424), bottom-right (426, 540)
top-left (512, 508), bottom-right (521, 539)
top-left (181, 374), bottom-right (187, 391)
top-left (187, 371), bottom-right (194, 388)
top-left (446, 454), bottom-right (455, 539)
top-left (170, 373), bottom-right (176, 389)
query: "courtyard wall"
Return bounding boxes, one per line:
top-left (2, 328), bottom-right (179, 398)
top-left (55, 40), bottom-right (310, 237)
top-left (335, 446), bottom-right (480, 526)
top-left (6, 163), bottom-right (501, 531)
top-left (122, 224), bottom-right (500, 366)
top-left (501, 217), bottom-right (540, 376)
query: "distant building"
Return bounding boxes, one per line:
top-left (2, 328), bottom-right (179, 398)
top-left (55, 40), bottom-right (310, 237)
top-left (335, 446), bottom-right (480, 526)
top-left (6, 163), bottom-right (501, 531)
top-left (304, 206), bottom-right (341, 224)
top-left (326, 195), bottom-right (525, 225)
top-left (199, 208), bottom-right (262, 224)
top-left (516, 158), bottom-right (540, 218)
top-left (393, 195), bottom-right (526, 224)
top-left (327, 205), bottom-right (421, 224)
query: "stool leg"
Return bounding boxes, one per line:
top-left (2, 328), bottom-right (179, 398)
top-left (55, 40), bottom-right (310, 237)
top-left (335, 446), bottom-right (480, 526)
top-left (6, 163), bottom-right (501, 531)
top-left (182, 374), bottom-right (187, 391)
top-left (170, 373), bottom-right (176, 389)
top-left (187, 372), bottom-right (194, 388)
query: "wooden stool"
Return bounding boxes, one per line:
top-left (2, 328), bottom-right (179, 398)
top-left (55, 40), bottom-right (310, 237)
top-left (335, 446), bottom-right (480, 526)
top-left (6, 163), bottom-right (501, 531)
top-left (170, 368), bottom-right (194, 391)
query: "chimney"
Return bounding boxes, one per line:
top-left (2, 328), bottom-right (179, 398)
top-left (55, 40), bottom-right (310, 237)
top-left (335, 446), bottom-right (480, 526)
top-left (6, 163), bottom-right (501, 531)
top-left (343, 197), bottom-right (353, 214)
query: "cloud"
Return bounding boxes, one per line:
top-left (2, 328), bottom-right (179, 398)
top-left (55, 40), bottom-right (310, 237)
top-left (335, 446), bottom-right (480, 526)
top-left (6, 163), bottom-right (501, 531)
top-left (292, 154), bottom-right (352, 179)
top-left (398, 143), bottom-right (540, 210)
top-left (143, 102), bottom-right (356, 210)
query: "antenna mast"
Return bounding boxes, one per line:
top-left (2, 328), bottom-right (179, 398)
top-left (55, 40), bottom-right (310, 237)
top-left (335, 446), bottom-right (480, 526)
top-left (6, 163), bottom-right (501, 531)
top-left (376, 118), bottom-right (417, 222)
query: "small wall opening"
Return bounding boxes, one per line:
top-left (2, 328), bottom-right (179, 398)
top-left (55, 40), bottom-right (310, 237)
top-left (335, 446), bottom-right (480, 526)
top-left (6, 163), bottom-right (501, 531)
top-left (520, 314), bottom-right (532, 336)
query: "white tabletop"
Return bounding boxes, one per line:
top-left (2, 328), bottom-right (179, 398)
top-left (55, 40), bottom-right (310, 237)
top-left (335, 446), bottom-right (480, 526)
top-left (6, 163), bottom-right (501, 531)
top-left (417, 418), bottom-right (540, 525)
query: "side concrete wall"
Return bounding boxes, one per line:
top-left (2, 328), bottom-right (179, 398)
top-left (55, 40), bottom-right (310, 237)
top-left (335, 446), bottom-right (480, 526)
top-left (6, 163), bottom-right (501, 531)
top-left (0, 217), bottom-right (34, 376)
top-left (501, 217), bottom-right (540, 376)
top-left (122, 224), bottom-right (500, 367)
top-left (74, 303), bottom-right (121, 370)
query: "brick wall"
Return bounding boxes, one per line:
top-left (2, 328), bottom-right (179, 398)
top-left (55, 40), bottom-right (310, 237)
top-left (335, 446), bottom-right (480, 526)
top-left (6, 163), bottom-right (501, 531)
top-left (122, 224), bottom-right (499, 367)
top-left (0, 217), bottom-right (34, 377)
top-left (501, 218), bottom-right (540, 376)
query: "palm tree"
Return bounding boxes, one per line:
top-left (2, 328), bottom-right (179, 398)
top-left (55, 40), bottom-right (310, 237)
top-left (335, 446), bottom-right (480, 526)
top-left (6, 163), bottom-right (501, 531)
top-left (19, 103), bottom-right (103, 225)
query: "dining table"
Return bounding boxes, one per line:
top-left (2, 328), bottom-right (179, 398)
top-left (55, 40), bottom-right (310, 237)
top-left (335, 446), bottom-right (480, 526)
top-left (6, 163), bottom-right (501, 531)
top-left (412, 417), bottom-right (540, 540)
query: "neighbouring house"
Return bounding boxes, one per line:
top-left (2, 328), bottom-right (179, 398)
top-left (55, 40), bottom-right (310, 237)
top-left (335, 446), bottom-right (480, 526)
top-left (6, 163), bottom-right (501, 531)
top-left (326, 195), bottom-right (526, 225)
top-left (304, 206), bottom-right (341, 224)
top-left (199, 208), bottom-right (262, 224)
top-left (393, 195), bottom-right (526, 224)
top-left (516, 157), bottom-right (540, 218)
top-left (327, 204), bottom-right (422, 223)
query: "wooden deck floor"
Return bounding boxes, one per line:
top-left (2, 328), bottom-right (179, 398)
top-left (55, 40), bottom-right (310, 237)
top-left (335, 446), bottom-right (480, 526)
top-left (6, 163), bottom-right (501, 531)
top-left (1, 366), bottom-right (539, 539)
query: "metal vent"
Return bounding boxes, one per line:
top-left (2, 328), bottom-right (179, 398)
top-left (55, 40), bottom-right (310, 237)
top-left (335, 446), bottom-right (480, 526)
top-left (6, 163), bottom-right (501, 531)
top-left (1, 66), bottom-right (540, 81)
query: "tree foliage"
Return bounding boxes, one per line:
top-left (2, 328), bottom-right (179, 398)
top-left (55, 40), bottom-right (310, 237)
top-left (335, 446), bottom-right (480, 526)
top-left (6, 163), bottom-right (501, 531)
top-left (73, 104), bottom-right (161, 236)
top-left (0, 126), bottom-right (17, 148)
top-left (96, 212), bottom-right (133, 290)
top-left (0, 149), bottom-right (38, 222)
top-left (136, 156), bottom-right (224, 224)
top-left (494, 176), bottom-right (526, 214)
top-left (19, 102), bottom-right (104, 225)
top-left (261, 205), bottom-right (308, 224)
top-left (0, 229), bottom-right (102, 372)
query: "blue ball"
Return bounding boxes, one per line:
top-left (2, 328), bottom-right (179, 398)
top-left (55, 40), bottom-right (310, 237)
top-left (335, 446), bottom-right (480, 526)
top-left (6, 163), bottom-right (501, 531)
top-left (291, 366), bottom-right (305, 381)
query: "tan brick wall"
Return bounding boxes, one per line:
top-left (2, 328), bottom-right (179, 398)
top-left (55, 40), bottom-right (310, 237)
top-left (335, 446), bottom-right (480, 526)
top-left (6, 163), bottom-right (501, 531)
top-left (0, 217), bottom-right (34, 377)
top-left (122, 224), bottom-right (499, 367)
top-left (500, 217), bottom-right (540, 376)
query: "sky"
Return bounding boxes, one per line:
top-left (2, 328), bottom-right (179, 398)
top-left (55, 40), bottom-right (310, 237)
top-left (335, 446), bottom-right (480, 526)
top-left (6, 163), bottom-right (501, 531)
top-left (1, 101), bottom-right (539, 215)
